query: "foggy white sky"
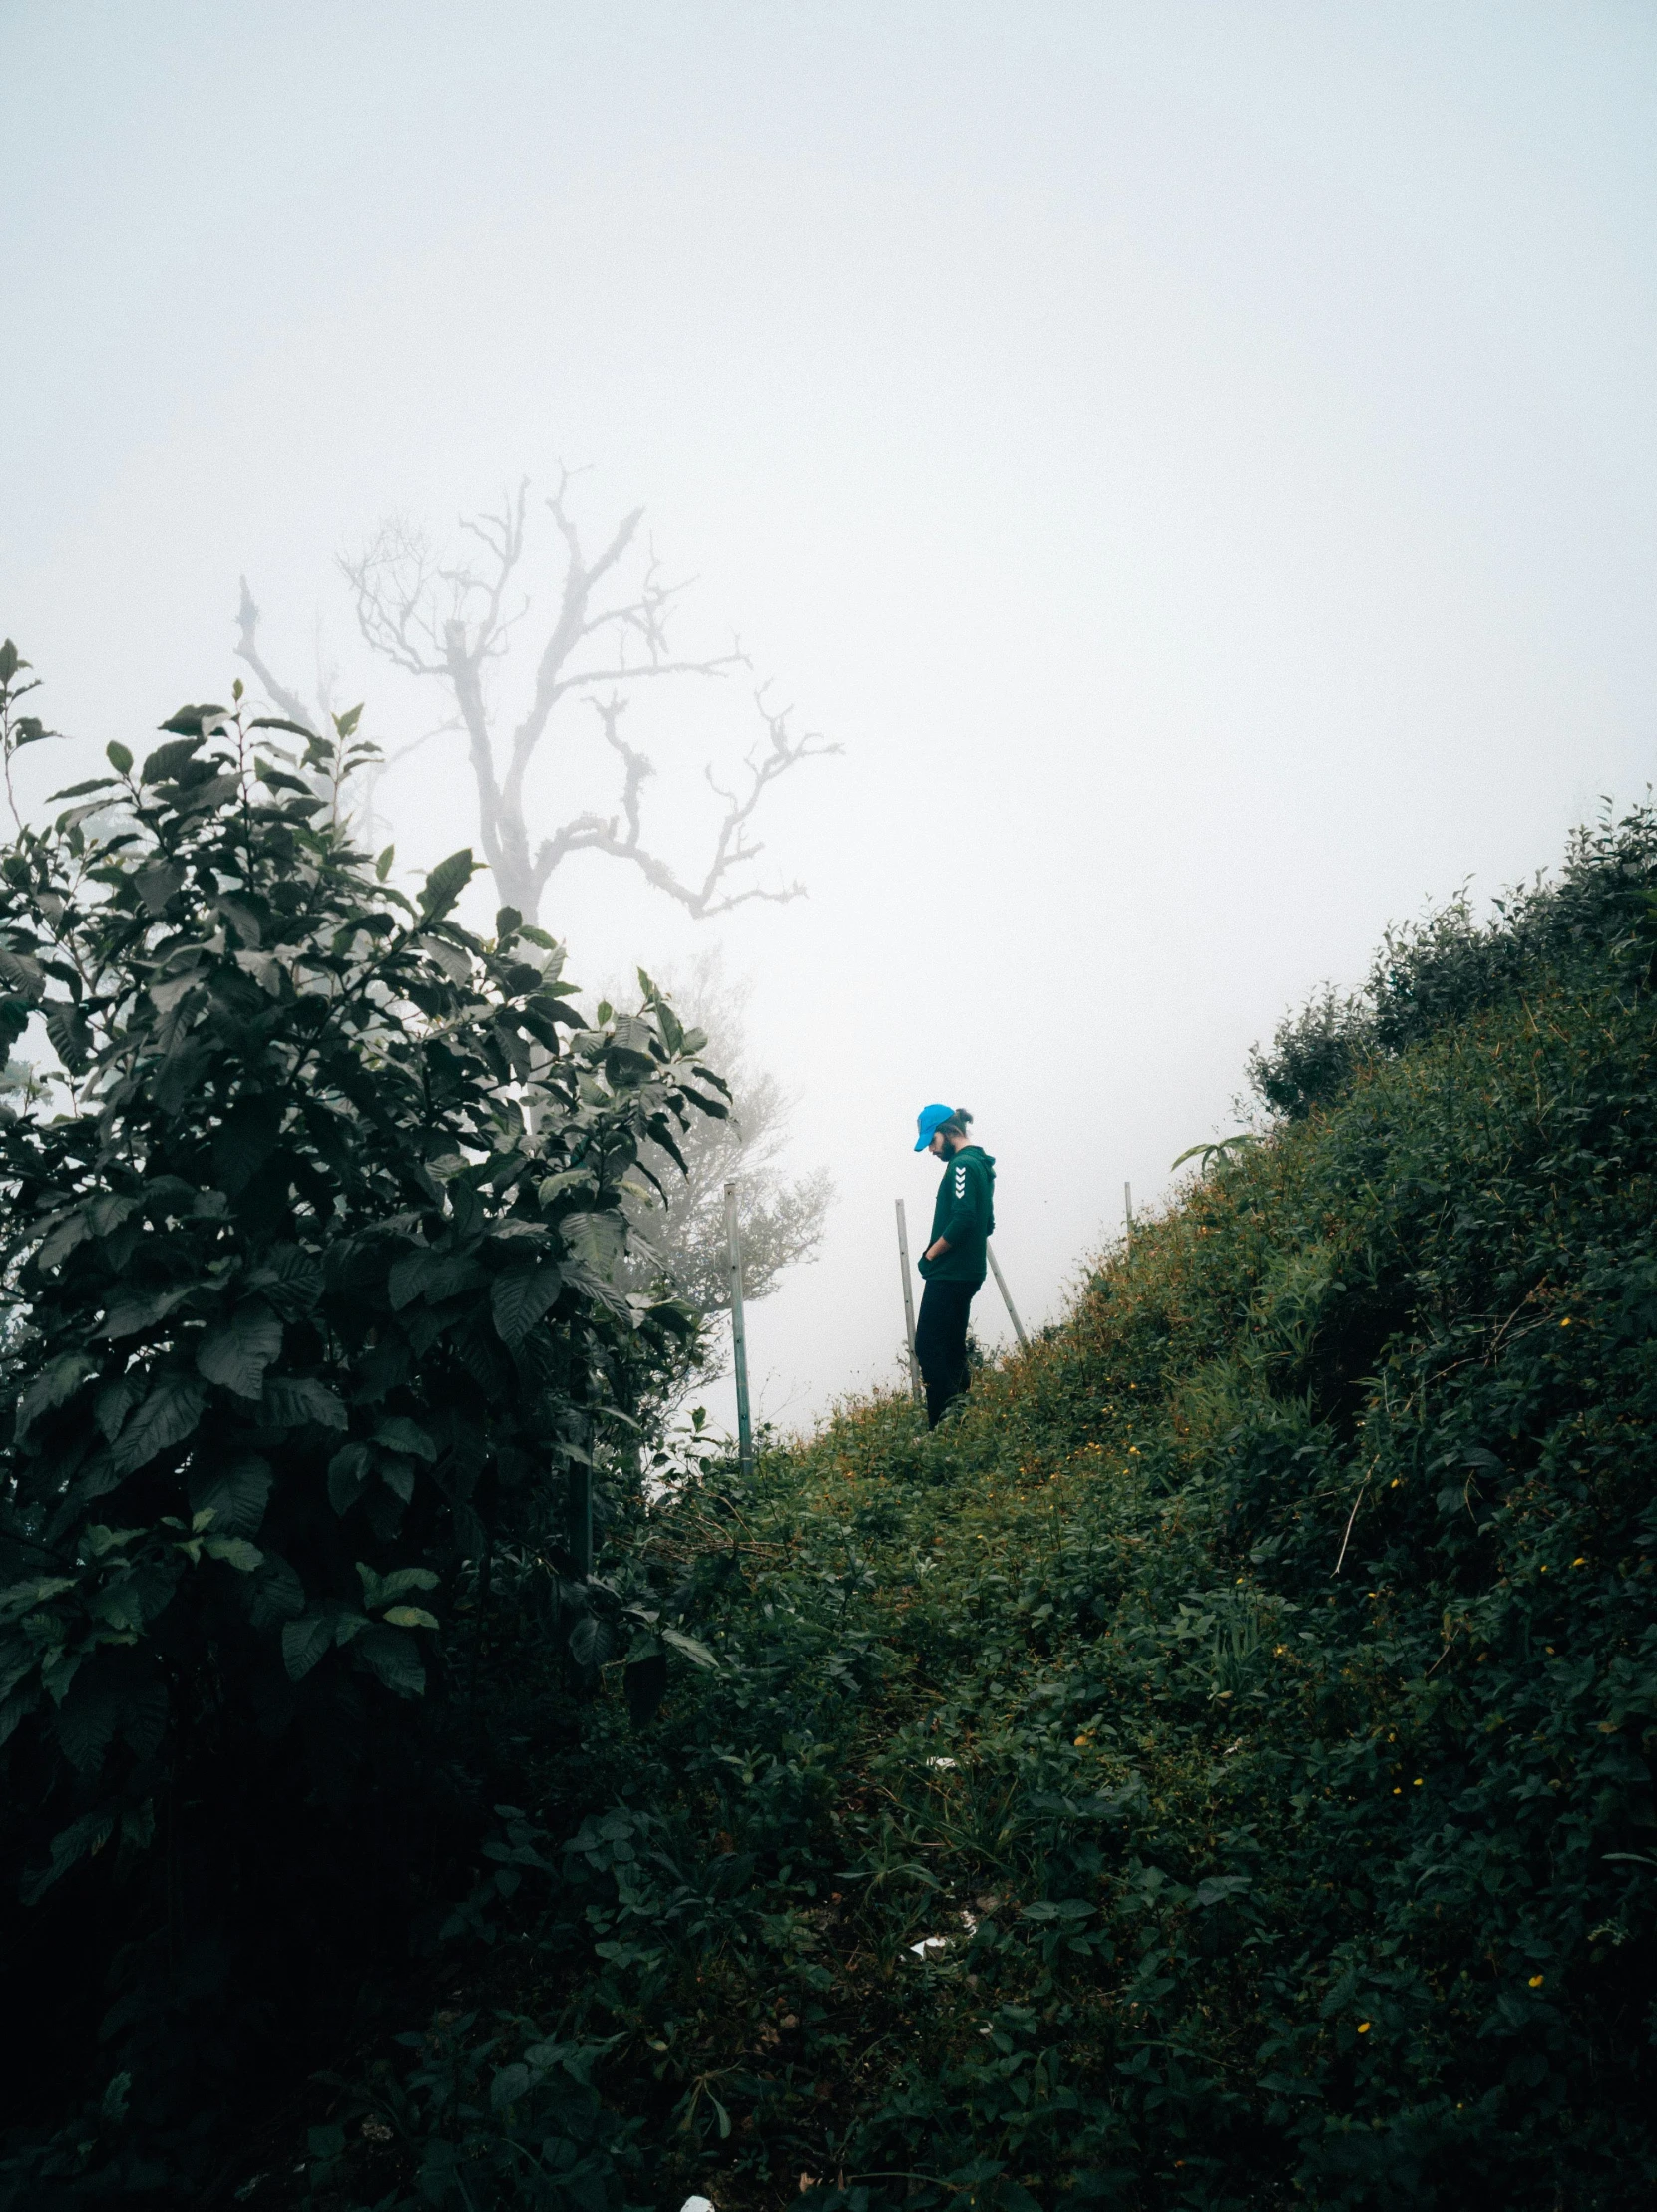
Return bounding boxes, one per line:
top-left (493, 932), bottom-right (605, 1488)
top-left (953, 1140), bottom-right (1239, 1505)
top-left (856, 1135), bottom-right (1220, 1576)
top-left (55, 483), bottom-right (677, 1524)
top-left (4, 2), bottom-right (1655, 1430)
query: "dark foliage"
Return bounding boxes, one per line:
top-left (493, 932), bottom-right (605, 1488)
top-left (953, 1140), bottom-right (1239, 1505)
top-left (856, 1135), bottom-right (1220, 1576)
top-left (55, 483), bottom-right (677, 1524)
top-left (0, 646), bottom-right (723, 2199)
top-left (1251, 804), bottom-right (1657, 1116)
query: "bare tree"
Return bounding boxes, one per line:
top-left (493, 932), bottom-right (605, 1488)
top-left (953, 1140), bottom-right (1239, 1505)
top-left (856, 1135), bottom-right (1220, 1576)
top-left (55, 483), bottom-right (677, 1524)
top-left (236, 472), bottom-right (837, 923)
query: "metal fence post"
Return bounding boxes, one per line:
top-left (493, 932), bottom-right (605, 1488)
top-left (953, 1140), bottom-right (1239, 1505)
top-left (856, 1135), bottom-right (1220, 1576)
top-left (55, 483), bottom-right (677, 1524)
top-left (724, 1180), bottom-right (754, 1479)
top-left (986, 1241), bottom-right (1029, 1348)
top-left (894, 1198), bottom-right (923, 1404)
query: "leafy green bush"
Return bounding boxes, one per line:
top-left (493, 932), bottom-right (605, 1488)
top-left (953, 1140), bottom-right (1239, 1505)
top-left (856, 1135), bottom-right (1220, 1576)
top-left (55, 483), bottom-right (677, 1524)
top-left (0, 645), bottom-right (724, 2189)
top-left (1251, 805), bottom-right (1657, 1116)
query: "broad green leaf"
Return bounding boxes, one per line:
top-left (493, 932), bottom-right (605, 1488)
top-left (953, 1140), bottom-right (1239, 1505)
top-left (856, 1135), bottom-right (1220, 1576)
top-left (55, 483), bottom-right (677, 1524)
top-left (379, 1454), bottom-right (416, 1504)
top-left (568, 1613), bottom-right (619, 1669)
top-left (148, 718), bottom-right (216, 752)
top-left (560, 1211), bottom-right (627, 1279)
top-left (419, 848), bottom-right (476, 921)
top-left (327, 1441), bottom-right (372, 1516)
top-left (262, 1376), bottom-right (348, 1431)
top-left (357, 1624), bottom-right (425, 1698)
top-left (106, 740), bottom-right (133, 773)
top-left (247, 1552), bottom-right (305, 1628)
top-left (81, 1524), bottom-right (143, 1557)
top-left (247, 715), bottom-right (318, 740)
top-left (606, 1013), bottom-right (654, 1064)
top-left (133, 860), bottom-right (185, 916)
top-left (382, 1606), bottom-right (440, 1631)
top-left (47, 776), bottom-right (119, 801)
top-left (243, 1245), bottom-right (323, 1318)
top-left (87, 1193), bottom-right (138, 1237)
top-left (0, 949), bottom-right (45, 998)
top-left (54, 1672), bottom-right (124, 1774)
top-left (537, 1167), bottom-right (596, 1204)
top-left (34, 1212), bottom-right (91, 1272)
top-left (110, 1376), bottom-right (207, 1475)
top-left (661, 1626), bottom-right (718, 1670)
top-left (1193, 1875), bottom-right (1253, 1908)
top-left (45, 1003), bottom-right (91, 1072)
top-left (15, 1352), bottom-right (96, 1445)
top-left (94, 1285), bottom-right (194, 1340)
top-left (388, 1250), bottom-right (485, 1309)
top-left (189, 1455), bottom-right (272, 1539)
top-left (196, 1299), bottom-right (283, 1400)
top-left (358, 1564), bottom-right (439, 1610)
top-left (490, 1263), bottom-right (565, 1346)
top-left (371, 1416), bottom-right (437, 1462)
top-left (202, 1536), bottom-right (263, 1572)
top-left (0, 1575), bottom-right (75, 1623)
top-left (281, 1614), bottom-right (332, 1682)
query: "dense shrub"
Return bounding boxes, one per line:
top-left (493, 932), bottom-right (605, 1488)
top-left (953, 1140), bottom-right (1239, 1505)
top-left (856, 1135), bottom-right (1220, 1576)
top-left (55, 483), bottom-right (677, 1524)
top-left (0, 647), bottom-right (723, 2193)
top-left (1251, 803), bottom-right (1657, 1116)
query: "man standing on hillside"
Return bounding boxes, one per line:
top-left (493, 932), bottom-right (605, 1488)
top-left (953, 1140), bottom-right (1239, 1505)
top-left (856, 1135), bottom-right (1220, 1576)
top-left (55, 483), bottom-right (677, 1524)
top-left (913, 1104), bottom-right (997, 1429)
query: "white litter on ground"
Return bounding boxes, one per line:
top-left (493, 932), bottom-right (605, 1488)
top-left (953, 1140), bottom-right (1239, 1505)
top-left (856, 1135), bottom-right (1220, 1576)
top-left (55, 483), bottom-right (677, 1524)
top-left (680, 2197), bottom-right (717, 2212)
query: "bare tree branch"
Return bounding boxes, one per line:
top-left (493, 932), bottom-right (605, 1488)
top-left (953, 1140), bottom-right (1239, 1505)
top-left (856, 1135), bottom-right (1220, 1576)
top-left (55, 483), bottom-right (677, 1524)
top-left (233, 579), bottom-right (320, 734)
top-left (325, 469), bottom-right (838, 922)
top-left (527, 686), bottom-right (842, 919)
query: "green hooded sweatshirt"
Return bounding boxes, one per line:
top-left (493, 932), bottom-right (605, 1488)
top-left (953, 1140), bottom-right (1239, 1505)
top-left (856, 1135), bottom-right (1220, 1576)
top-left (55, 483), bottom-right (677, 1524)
top-left (918, 1145), bottom-right (997, 1285)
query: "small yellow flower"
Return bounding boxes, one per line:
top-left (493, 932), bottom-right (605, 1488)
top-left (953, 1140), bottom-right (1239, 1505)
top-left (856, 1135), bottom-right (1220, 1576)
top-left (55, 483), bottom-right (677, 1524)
top-left (1393, 1787), bottom-right (1402, 1795)
top-left (1529, 1975), bottom-right (1544, 1989)
top-left (1560, 1317), bottom-right (1571, 1327)
top-left (1357, 2021), bottom-right (1371, 2033)
top-left (1571, 1557), bottom-right (1587, 1567)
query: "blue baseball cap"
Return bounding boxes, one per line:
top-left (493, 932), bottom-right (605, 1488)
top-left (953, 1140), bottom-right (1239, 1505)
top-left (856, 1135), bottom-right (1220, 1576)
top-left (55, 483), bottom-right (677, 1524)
top-left (914, 1102), bottom-right (954, 1152)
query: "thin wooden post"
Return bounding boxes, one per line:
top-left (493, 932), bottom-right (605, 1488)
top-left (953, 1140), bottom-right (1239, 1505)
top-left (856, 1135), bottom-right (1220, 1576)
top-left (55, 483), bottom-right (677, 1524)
top-left (986, 1241), bottom-right (1029, 1348)
top-left (894, 1198), bottom-right (922, 1404)
top-left (724, 1180), bottom-right (754, 1479)
top-left (1124, 1180), bottom-right (1134, 1246)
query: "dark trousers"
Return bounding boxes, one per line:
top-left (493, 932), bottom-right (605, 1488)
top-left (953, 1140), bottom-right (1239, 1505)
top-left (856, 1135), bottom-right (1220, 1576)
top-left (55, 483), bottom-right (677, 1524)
top-left (915, 1278), bottom-right (979, 1429)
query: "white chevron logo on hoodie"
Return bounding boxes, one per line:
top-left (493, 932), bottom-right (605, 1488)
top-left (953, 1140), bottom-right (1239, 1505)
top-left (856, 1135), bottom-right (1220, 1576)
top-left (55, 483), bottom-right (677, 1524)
top-left (954, 1165), bottom-right (966, 1194)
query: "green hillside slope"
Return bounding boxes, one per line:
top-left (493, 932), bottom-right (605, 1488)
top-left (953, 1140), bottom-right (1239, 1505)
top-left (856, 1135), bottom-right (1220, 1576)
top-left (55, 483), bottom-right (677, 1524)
top-left (274, 815), bottom-right (1657, 2212)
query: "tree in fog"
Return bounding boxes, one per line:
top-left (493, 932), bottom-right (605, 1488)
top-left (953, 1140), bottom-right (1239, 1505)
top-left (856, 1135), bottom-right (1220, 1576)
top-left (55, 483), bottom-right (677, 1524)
top-left (620, 949), bottom-right (832, 1328)
top-left (234, 480), bottom-right (837, 1333)
top-left (236, 471), bottom-right (837, 924)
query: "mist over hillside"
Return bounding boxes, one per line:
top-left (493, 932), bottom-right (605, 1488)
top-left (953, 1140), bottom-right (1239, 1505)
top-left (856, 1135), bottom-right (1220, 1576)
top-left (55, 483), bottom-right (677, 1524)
top-left (3, 8), bottom-right (1656, 2207)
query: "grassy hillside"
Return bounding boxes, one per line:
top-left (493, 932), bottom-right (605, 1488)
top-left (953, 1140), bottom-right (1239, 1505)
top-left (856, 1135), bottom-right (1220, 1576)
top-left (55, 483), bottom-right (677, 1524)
top-left (222, 817), bottom-right (1657, 2208)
